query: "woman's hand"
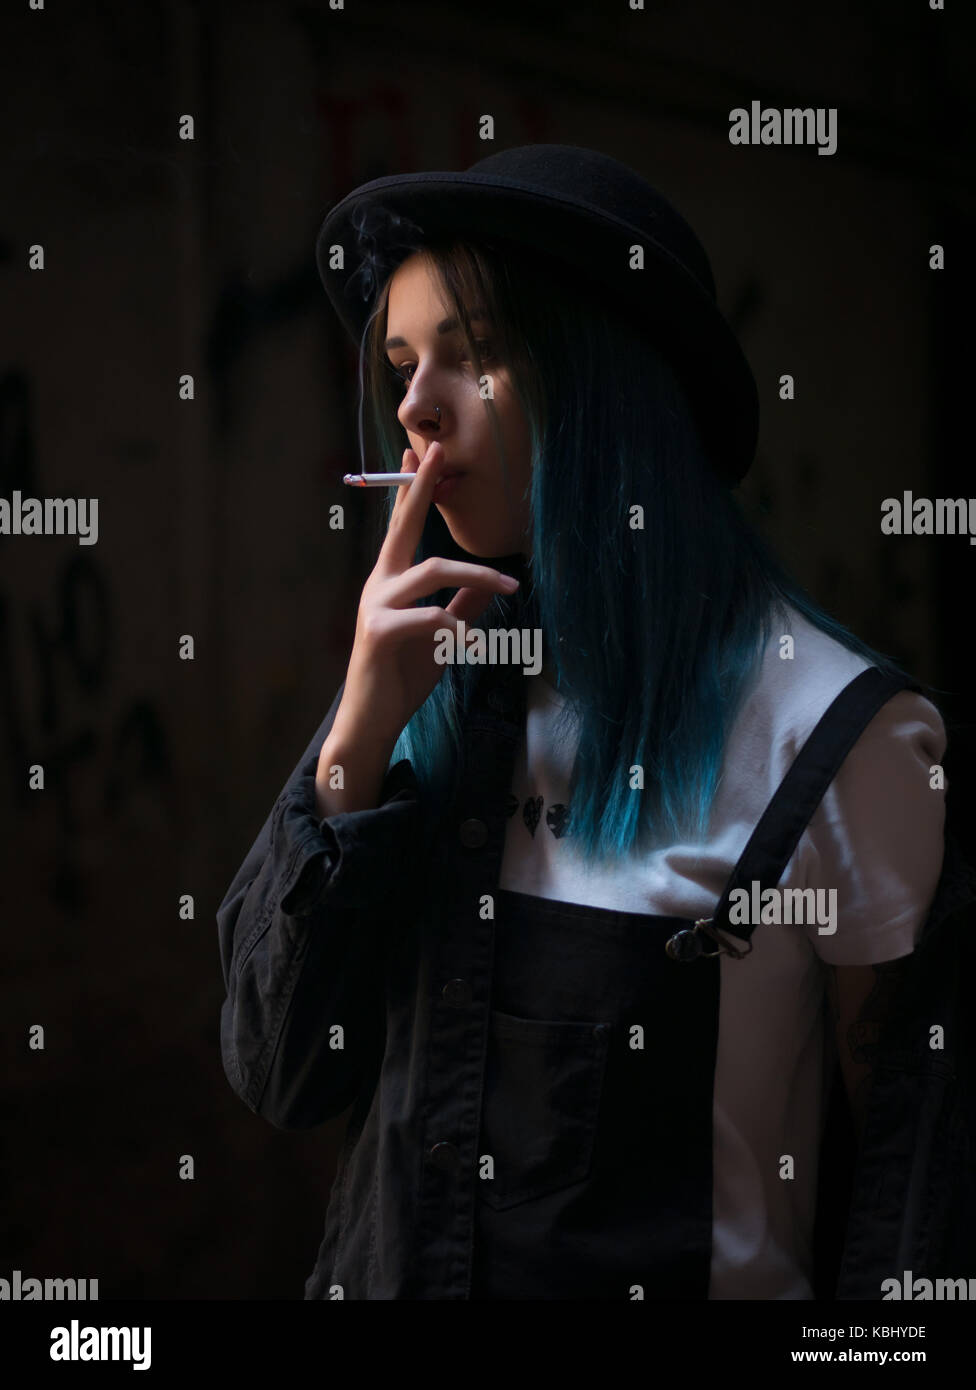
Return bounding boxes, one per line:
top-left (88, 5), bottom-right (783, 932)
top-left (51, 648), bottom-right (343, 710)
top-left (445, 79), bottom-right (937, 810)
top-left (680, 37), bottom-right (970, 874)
top-left (315, 441), bottom-right (519, 813)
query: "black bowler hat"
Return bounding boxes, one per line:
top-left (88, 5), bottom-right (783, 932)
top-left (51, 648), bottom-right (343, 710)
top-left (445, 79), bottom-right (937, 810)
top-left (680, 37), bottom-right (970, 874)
top-left (315, 143), bottom-right (758, 486)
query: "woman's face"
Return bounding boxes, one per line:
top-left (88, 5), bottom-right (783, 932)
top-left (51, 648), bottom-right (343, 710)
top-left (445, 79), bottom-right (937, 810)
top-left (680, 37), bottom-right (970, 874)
top-left (383, 252), bottom-right (533, 559)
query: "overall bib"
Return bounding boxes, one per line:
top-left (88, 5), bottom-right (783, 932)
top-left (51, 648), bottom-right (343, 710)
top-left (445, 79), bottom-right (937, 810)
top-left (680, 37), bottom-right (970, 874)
top-left (461, 663), bottom-right (911, 1299)
top-left (307, 657), bottom-right (894, 1298)
top-left (415, 657), bottom-right (739, 1301)
top-left (469, 885), bottom-right (721, 1299)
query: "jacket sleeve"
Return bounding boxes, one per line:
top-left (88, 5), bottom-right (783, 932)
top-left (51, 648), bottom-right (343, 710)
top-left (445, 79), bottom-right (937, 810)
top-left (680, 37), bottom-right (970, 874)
top-left (217, 679), bottom-right (427, 1131)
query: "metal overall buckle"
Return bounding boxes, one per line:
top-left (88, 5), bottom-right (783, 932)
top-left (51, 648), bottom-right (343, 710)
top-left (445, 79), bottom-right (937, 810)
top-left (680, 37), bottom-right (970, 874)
top-left (665, 917), bottom-right (753, 962)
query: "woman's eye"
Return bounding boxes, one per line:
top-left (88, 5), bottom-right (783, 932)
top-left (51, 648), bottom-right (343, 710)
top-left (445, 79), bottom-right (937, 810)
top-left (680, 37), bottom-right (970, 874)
top-left (389, 339), bottom-right (495, 387)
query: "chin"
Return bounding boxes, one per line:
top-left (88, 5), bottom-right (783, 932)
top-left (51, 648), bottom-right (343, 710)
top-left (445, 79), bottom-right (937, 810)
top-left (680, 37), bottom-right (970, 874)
top-left (444, 524), bottom-right (508, 557)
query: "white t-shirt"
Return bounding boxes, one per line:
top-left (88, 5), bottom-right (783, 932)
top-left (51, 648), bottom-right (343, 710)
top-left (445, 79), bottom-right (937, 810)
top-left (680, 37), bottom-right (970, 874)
top-left (497, 603), bottom-right (947, 1299)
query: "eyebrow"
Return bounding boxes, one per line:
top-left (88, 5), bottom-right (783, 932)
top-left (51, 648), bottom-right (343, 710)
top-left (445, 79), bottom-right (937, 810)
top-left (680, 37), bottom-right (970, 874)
top-left (384, 306), bottom-right (489, 353)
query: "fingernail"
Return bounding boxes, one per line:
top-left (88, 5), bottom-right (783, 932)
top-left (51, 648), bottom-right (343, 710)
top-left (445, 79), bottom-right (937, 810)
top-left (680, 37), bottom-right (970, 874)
top-left (499, 574), bottom-right (519, 589)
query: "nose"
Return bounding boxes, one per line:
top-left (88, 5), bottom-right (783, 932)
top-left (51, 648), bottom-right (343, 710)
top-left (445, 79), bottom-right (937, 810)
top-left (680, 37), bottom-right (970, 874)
top-left (397, 372), bottom-right (446, 441)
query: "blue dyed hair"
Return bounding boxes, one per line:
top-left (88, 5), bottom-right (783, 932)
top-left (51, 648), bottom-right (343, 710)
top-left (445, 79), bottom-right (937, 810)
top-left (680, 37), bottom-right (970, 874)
top-left (353, 234), bottom-right (914, 864)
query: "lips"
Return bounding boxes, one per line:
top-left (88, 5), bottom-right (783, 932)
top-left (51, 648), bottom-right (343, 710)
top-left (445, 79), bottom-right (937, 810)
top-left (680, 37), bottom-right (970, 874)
top-left (431, 471), bottom-right (465, 503)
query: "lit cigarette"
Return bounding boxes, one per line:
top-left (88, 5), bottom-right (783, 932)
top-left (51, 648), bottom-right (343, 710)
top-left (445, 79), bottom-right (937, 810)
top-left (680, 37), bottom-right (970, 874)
top-left (343, 473), bottom-right (418, 487)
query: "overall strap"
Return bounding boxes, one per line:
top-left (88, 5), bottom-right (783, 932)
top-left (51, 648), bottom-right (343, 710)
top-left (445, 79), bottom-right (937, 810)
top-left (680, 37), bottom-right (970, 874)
top-left (712, 666), bottom-right (922, 941)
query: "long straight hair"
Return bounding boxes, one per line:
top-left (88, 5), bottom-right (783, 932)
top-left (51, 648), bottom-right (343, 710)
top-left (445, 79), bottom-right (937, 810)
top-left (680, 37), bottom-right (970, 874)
top-left (351, 233), bottom-right (913, 864)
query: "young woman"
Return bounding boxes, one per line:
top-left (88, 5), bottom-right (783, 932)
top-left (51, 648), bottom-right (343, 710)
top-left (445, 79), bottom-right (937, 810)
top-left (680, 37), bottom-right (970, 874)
top-left (217, 145), bottom-right (947, 1300)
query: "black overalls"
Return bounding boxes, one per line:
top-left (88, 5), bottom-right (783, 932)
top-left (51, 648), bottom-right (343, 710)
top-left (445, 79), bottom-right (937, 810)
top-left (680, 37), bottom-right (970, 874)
top-left (301, 654), bottom-right (893, 1300)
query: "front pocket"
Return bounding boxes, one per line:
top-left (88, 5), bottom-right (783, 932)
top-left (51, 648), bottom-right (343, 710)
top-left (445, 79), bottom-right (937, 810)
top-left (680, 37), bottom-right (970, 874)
top-left (476, 1009), bottom-right (611, 1211)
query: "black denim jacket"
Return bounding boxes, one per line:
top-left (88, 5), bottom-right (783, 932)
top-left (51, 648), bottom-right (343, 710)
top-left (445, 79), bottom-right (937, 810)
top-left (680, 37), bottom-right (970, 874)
top-left (217, 666), bottom-right (976, 1299)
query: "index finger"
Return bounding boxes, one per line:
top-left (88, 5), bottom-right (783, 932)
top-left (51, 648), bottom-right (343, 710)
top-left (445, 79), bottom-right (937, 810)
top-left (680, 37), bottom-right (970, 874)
top-left (377, 440), bottom-right (445, 575)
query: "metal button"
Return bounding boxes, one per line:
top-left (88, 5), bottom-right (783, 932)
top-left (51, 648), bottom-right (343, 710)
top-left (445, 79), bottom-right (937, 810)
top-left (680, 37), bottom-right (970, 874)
top-left (666, 928), bottom-right (702, 962)
top-left (459, 818), bottom-right (488, 848)
top-left (428, 1142), bottom-right (461, 1172)
top-left (441, 978), bottom-right (472, 1007)
top-left (592, 1023), bottom-right (610, 1041)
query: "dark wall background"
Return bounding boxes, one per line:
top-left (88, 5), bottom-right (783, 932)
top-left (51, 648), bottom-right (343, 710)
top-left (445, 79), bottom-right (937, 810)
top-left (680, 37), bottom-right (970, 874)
top-left (2, 0), bottom-right (973, 1298)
